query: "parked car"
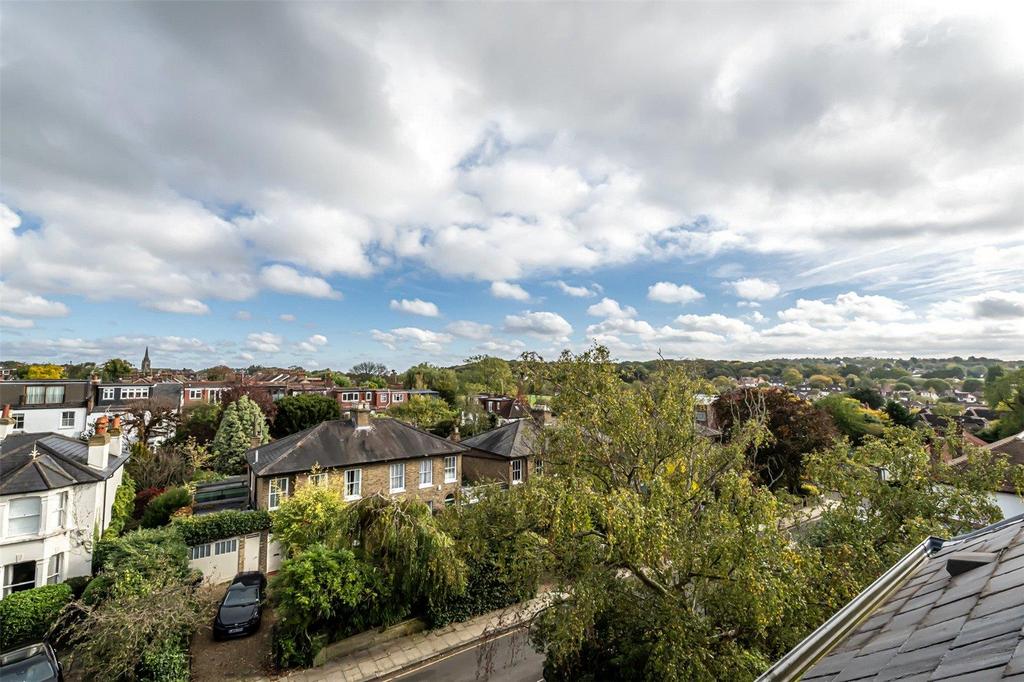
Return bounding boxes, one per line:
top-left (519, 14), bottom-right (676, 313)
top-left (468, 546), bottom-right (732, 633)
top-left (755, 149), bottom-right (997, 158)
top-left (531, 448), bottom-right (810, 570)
top-left (213, 572), bottom-right (266, 640)
top-left (0, 642), bottom-right (63, 682)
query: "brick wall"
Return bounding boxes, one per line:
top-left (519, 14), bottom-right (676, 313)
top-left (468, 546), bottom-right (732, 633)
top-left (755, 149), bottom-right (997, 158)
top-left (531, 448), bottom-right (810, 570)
top-left (462, 454), bottom-right (535, 485)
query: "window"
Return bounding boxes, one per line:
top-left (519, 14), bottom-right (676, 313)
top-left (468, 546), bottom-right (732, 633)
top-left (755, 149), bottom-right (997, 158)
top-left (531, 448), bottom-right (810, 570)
top-left (341, 391), bottom-right (359, 402)
top-left (345, 469), bottom-right (362, 499)
top-left (209, 389), bottom-right (222, 404)
top-left (511, 459), bottom-right (524, 484)
top-left (51, 492), bottom-right (67, 529)
top-left (189, 544), bottom-right (212, 560)
top-left (8, 497), bottom-right (41, 536)
top-left (268, 477), bottom-right (290, 510)
top-left (419, 460), bottom-right (433, 487)
top-left (60, 411), bottom-right (75, 428)
top-left (46, 554), bottom-right (63, 584)
top-left (215, 539), bottom-right (237, 555)
top-left (121, 387), bottom-right (149, 400)
top-left (444, 494), bottom-right (456, 507)
top-left (390, 463), bottom-right (406, 492)
top-left (45, 386), bottom-right (65, 404)
top-left (309, 472), bottom-right (328, 487)
top-left (393, 393), bottom-right (405, 403)
top-left (25, 386), bottom-right (46, 404)
top-left (444, 456), bottom-right (457, 483)
top-left (101, 387), bottom-right (115, 400)
top-left (3, 561), bottom-right (36, 595)
top-left (12, 413), bottom-right (24, 429)
top-left (695, 409), bottom-right (707, 423)
top-left (189, 389), bottom-right (203, 400)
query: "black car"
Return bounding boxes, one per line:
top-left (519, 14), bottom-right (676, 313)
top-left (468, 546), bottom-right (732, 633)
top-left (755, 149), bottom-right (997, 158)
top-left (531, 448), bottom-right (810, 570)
top-left (213, 572), bottom-right (266, 640)
top-left (0, 642), bottom-right (63, 682)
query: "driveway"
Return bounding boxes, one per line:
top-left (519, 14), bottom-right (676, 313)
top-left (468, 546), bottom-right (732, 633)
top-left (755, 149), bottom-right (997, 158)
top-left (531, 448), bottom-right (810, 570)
top-left (191, 582), bottom-right (276, 680)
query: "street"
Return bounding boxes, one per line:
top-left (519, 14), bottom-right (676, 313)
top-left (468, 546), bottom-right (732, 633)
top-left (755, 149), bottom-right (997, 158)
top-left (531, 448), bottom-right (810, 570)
top-left (386, 629), bottom-right (544, 682)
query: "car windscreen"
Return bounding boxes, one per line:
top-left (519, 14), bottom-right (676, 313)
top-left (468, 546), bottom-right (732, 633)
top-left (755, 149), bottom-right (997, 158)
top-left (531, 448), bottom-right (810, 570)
top-left (223, 585), bottom-right (259, 606)
top-left (0, 653), bottom-right (57, 682)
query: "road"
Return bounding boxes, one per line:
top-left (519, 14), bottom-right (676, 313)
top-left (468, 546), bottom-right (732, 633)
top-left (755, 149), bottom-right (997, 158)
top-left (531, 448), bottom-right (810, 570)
top-left (385, 628), bottom-right (544, 682)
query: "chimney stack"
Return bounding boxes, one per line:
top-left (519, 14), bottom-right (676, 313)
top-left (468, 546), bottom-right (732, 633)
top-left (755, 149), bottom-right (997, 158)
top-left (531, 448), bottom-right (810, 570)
top-left (531, 404), bottom-right (554, 427)
top-left (352, 402), bottom-right (372, 428)
top-left (109, 415), bottom-right (123, 458)
top-left (0, 404), bottom-right (13, 441)
top-left (88, 416), bottom-right (111, 469)
top-left (450, 425), bottom-right (461, 443)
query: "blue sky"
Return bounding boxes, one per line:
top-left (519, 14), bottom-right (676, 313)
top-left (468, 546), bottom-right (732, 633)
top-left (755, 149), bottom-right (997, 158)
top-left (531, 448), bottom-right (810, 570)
top-left (1, 2), bottom-right (1022, 370)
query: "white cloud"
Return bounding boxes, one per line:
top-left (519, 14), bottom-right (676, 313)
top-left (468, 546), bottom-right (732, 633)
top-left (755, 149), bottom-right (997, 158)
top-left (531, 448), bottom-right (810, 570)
top-left (647, 282), bottom-right (705, 305)
top-left (586, 297), bottom-right (637, 319)
top-left (446, 320), bottom-right (492, 339)
top-left (309, 334), bottom-right (328, 346)
top-left (372, 326), bottom-right (454, 353)
top-left (279, 313), bottom-right (296, 322)
top-left (234, 310), bottom-right (252, 320)
top-left (930, 290), bottom-right (1024, 321)
top-left (0, 282), bottom-right (70, 317)
top-left (0, 315), bottom-right (34, 328)
top-left (476, 339), bottom-right (526, 356)
top-left (553, 281), bottom-right (597, 298)
top-left (389, 298), bottom-right (440, 317)
top-left (246, 331), bottom-right (283, 353)
top-left (674, 313), bottom-right (752, 336)
top-left (778, 292), bottom-right (913, 325)
top-left (490, 281), bottom-right (530, 301)
top-left (259, 264), bottom-right (341, 299)
top-left (144, 298), bottom-right (211, 315)
top-left (730, 278), bottom-right (780, 301)
top-left (504, 311), bottom-right (573, 340)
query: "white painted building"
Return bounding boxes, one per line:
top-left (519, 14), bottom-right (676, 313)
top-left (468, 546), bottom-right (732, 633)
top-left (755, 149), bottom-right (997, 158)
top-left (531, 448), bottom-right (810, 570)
top-left (0, 380), bottom-right (94, 440)
top-left (0, 414), bottom-right (127, 598)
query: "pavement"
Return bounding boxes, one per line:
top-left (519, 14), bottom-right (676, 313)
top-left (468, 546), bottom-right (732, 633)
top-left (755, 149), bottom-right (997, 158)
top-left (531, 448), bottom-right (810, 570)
top-left (274, 593), bottom-right (553, 682)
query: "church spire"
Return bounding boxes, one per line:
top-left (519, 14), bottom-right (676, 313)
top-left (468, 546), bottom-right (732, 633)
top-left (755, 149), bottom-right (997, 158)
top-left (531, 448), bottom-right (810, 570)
top-left (141, 346), bottom-right (151, 375)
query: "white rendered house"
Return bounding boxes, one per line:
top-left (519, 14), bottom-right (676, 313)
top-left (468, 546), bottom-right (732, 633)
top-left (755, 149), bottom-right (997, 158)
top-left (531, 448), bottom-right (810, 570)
top-left (0, 412), bottom-right (127, 598)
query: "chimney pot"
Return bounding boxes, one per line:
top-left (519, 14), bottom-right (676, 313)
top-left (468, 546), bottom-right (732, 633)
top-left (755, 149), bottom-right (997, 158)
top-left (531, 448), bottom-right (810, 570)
top-left (1, 404), bottom-right (10, 419)
top-left (95, 415), bottom-right (109, 436)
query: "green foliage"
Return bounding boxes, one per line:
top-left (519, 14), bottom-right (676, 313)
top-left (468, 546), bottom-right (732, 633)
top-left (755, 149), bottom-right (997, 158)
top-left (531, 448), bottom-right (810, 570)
top-left (460, 356), bottom-right (515, 395)
top-left (63, 575), bottom-right (92, 600)
top-left (961, 378), bottom-right (983, 392)
top-left (0, 583), bottom-right (72, 650)
top-left (922, 365), bottom-right (966, 379)
top-left (781, 367), bottom-right (803, 385)
top-left (272, 394), bottom-right (341, 437)
top-left (271, 484), bottom-right (347, 557)
top-left (923, 378), bottom-right (952, 393)
top-left (102, 358), bottom-right (134, 381)
top-left (25, 363), bottom-right (64, 379)
top-left (987, 364), bottom-right (1006, 384)
top-left (808, 374), bottom-right (834, 388)
top-left (212, 395), bottom-right (269, 474)
top-left (173, 509), bottom-right (272, 546)
top-left (105, 471), bottom-right (137, 537)
top-left (175, 402), bottom-right (223, 445)
top-left (88, 527), bottom-right (190, 603)
top-left (140, 487), bottom-right (192, 528)
top-left (271, 545), bottom-right (369, 667)
top-left (984, 368), bottom-right (1024, 438)
top-left (138, 642), bottom-right (190, 682)
top-left (884, 400), bottom-right (916, 427)
top-left (403, 364), bottom-right (460, 404)
top-left (816, 394), bottom-right (885, 444)
top-left (384, 396), bottom-right (457, 435)
top-left (848, 386), bottom-right (884, 410)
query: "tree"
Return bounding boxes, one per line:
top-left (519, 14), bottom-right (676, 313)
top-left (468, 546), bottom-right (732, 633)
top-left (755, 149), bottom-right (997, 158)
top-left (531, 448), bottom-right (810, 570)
top-left (212, 395), bottom-right (269, 474)
top-left (271, 482), bottom-right (347, 557)
top-left (349, 362), bottom-right (389, 383)
top-left (816, 394), bottom-right (885, 444)
top-left (781, 367), bottom-right (803, 386)
top-left (403, 364), bottom-right (459, 404)
top-left (25, 364), bottom-right (64, 379)
top-left (884, 400), bottom-right (916, 427)
top-left (986, 364), bottom-right (1005, 385)
top-left (221, 385), bottom-right (278, 423)
top-left (715, 387), bottom-right (838, 492)
top-left (127, 437), bottom-right (210, 490)
top-left (101, 358), bottom-right (134, 381)
top-left (808, 374), bottom-right (834, 388)
top-left (923, 378), bottom-right (952, 393)
top-left (461, 356), bottom-right (515, 395)
top-left (121, 398), bottom-right (181, 445)
top-left (848, 386), bottom-right (884, 410)
top-left (174, 402), bottom-right (223, 445)
top-left (272, 394), bottom-right (341, 437)
top-left (385, 396), bottom-right (457, 435)
top-left (202, 365), bottom-right (233, 381)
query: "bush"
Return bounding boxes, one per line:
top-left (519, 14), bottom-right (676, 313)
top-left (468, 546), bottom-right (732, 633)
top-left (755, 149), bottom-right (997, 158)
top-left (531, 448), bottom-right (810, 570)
top-left (63, 575), bottom-right (91, 600)
top-left (141, 487), bottom-right (192, 528)
top-left (272, 394), bottom-right (341, 437)
top-left (138, 640), bottom-right (190, 682)
top-left (91, 526), bottom-right (189, 578)
top-left (173, 509), bottom-right (272, 546)
top-left (105, 472), bottom-right (137, 537)
top-left (0, 583), bottom-right (72, 649)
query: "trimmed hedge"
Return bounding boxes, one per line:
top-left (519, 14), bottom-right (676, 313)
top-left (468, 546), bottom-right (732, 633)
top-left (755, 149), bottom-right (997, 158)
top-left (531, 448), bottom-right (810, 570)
top-left (172, 509), bottom-right (272, 546)
top-left (0, 583), bottom-right (73, 650)
top-left (141, 487), bottom-right (192, 528)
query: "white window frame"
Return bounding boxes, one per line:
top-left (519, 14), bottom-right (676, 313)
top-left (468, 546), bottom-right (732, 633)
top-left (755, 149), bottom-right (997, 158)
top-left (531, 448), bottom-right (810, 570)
top-left (511, 459), bottom-right (524, 484)
top-left (51, 491), bottom-right (67, 530)
top-left (3, 561), bottom-right (36, 596)
top-left (189, 544), bottom-right (212, 560)
top-left (390, 463), bottom-right (406, 493)
top-left (268, 477), bottom-right (290, 510)
top-left (380, 392), bottom-right (390, 404)
top-left (209, 389), bottom-right (222, 404)
top-left (46, 553), bottom-right (63, 585)
top-left (309, 472), bottom-right (328, 487)
top-left (345, 469), bottom-right (362, 499)
top-left (214, 539), bottom-right (238, 555)
top-left (60, 410), bottom-right (75, 428)
top-left (444, 456), bottom-right (457, 483)
top-left (364, 392), bottom-right (373, 401)
top-left (121, 386), bottom-right (150, 400)
top-left (8, 497), bottom-right (42, 536)
top-left (12, 413), bottom-right (25, 429)
top-left (101, 387), bottom-right (116, 400)
top-left (188, 388), bottom-right (203, 400)
top-left (341, 392), bottom-right (359, 402)
top-left (393, 393), bottom-right (405, 403)
top-left (419, 459), bottom-right (433, 488)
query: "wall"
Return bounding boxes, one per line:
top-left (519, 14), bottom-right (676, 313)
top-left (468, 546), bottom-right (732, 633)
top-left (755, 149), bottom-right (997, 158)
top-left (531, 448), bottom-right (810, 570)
top-left (10, 407), bottom-right (88, 439)
top-left (994, 492), bottom-right (1024, 520)
top-left (187, 533), bottom-right (285, 583)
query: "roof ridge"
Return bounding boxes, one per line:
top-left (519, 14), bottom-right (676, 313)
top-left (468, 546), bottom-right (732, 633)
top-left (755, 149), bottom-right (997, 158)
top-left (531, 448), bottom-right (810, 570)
top-left (384, 418), bottom-right (468, 452)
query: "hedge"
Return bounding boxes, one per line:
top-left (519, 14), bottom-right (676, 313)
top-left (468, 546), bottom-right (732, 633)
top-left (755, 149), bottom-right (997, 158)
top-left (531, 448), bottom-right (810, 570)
top-left (172, 509), bottom-right (273, 546)
top-left (138, 640), bottom-right (190, 682)
top-left (141, 487), bottom-right (192, 528)
top-left (0, 583), bottom-right (73, 650)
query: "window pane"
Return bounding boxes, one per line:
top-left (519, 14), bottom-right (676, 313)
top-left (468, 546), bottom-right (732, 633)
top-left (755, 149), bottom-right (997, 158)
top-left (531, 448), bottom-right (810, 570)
top-left (9, 497), bottom-right (41, 535)
top-left (26, 386), bottom-right (45, 404)
top-left (45, 386), bottom-right (65, 403)
top-left (420, 460), bottom-right (432, 486)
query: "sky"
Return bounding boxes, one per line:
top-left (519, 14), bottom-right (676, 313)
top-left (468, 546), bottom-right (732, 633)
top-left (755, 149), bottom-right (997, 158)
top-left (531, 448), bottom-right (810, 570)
top-left (1, 2), bottom-right (1022, 371)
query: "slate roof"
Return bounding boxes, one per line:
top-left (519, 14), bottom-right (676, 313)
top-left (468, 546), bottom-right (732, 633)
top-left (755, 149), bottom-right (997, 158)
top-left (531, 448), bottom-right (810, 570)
top-left (0, 433), bottom-right (126, 495)
top-left (461, 419), bottom-right (539, 460)
top-left (761, 514), bottom-right (1024, 681)
top-left (245, 418), bottom-right (468, 477)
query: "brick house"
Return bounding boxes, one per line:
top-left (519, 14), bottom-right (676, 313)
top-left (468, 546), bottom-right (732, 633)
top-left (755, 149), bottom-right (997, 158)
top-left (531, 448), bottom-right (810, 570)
top-left (333, 387), bottom-right (440, 412)
top-left (181, 381), bottom-right (229, 407)
top-left (461, 419), bottom-right (542, 486)
top-left (244, 407), bottom-right (466, 511)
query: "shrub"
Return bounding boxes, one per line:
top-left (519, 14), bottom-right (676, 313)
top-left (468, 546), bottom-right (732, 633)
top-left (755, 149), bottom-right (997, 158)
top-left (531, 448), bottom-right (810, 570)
top-left (272, 394), bottom-right (340, 437)
top-left (105, 472), bottom-right (137, 538)
top-left (91, 526), bottom-right (189, 578)
top-left (138, 640), bottom-right (190, 682)
top-left (135, 486), bottom-right (166, 518)
top-left (212, 395), bottom-right (269, 474)
top-left (63, 576), bottom-right (91, 600)
top-left (271, 484), bottom-right (346, 557)
top-left (0, 583), bottom-right (73, 649)
top-left (141, 487), bottom-right (192, 528)
top-left (173, 509), bottom-right (272, 546)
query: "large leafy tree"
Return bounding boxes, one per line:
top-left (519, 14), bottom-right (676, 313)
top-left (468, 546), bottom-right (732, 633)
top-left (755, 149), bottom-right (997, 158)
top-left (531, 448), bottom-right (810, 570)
top-left (385, 396), bottom-right (457, 435)
top-left (403, 364), bottom-right (459, 404)
top-left (211, 395), bottom-right (269, 474)
top-left (984, 368), bottom-right (1024, 438)
top-left (460, 356), bottom-right (515, 395)
top-left (101, 358), bottom-right (133, 381)
top-left (715, 387), bottom-right (838, 492)
top-left (349, 362), bottom-right (389, 383)
top-left (174, 402), bottom-right (222, 445)
top-left (25, 363), bottom-right (64, 379)
top-left (221, 385), bottom-right (278, 423)
top-left (816, 394), bottom-right (886, 444)
top-left (272, 394), bottom-right (341, 437)
top-left (848, 386), bottom-right (885, 410)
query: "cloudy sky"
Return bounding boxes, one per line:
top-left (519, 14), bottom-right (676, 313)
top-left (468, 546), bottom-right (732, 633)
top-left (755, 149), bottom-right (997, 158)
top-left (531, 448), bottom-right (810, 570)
top-left (1, 2), bottom-right (1022, 370)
